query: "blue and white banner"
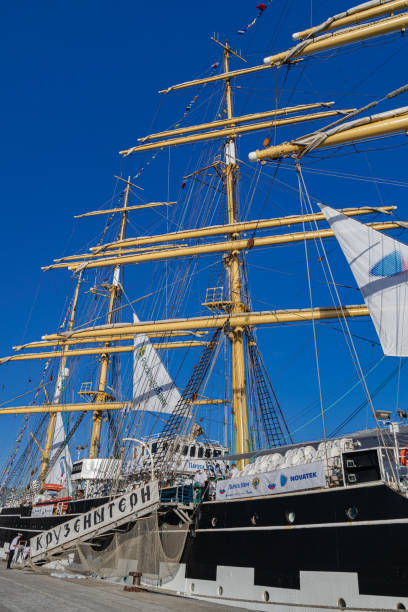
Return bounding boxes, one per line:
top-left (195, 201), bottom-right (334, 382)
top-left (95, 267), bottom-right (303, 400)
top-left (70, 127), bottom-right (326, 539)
top-left (215, 461), bottom-right (326, 500)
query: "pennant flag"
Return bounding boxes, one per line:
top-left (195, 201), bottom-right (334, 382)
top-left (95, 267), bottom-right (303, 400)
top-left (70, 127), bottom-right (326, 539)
top-left (237, 0), bottom-right (273, 35)
top-left (134, 61), bottom-right (220, 180)
top-left (320, 204), bottom-right (408, 356)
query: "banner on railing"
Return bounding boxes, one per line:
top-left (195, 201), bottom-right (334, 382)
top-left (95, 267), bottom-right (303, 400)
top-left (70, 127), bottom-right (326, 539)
top-left (215, 462), bottom-right (325, 500)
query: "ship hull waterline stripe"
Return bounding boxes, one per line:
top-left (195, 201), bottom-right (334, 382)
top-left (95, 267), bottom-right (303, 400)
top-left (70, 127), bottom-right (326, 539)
top-left (196, 516), bottom-right (408, 533)
top-left (142, 583), bottom-right (388, 612)
top-left (0, 526), bottom-right (42, 533)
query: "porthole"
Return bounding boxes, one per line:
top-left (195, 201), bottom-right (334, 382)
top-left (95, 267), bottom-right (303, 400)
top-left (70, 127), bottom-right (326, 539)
top-left (263, 590), bottom-right (270, 602)
top-left (251, 513), bottom-right (259, 525)
top-left (217, 585), bottom-right (223, 596)
top-left (211, 516), bottom-right (217, 527)
top-left (286, 511), bottom-right (296, 524)
top-left (190, 583), bottom-right (195, 593)
top-left (345, 506), bottom-right (358, 521)
top-left (396, 604), bottom-right (406, 610)
top-left (338, 597), bottom-right (347, 609)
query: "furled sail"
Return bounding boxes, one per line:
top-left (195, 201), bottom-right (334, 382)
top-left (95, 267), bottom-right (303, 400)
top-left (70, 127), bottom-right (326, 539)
top-left (320, 204), bottom-right (408, 356)
top-left (46, 366), bottom-right (73, 494)
top-left (132, 314), bottom-right (181, 413)
top-left (46, 411), bottom-right (73, 494)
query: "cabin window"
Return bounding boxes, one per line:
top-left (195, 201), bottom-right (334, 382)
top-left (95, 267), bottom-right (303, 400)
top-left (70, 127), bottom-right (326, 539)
top-left (338, 598), bottom-right (346, 609)
top-left (346, 506), bottom-right (358, 521)
top-left (175, 444), bottom-right (180, 453)
top-left (182, 446), bottom-right (188, 456)
top-left (151, 443), bottom-right (157, 454)
top-left (190, 583), bottom-right (195, 593)
top-left (396, 604), bottom-right (406, 610)
top-left (197, 447), bottom-right (204, 458)
top-left (217, 586), bottom-right (223, 597)
top-left (190, 446), bottom-right (196, 457)
top-left (286, 511), bottom-right (295, 524)
top-left (263, 591), bottom-right (270, 602)
top-left (211, 517), bottom-right (217, 527)
top-left (205, 449), bottom-right (211, 458)
top-left (213, 449), bottom-right (221, 457)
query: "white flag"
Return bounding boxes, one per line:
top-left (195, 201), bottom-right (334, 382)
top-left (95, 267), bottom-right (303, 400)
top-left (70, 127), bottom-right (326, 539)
top-left (320, 204), bottom-right (408, 356)
top-left (132, 314), bottom-right (181, 414)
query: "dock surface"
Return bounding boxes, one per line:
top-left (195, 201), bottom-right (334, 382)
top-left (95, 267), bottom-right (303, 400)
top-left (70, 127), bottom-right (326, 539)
top-left (0, 566), bottom-right (245, 612)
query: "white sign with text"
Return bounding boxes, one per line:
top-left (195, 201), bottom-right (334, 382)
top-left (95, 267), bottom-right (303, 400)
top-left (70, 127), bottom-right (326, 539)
top-left (215, 462), bottom-right (326, 500)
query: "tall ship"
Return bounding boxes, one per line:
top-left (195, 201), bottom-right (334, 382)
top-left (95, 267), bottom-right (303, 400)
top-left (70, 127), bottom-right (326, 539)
top-left (2, 1), bottom-right (408, 610)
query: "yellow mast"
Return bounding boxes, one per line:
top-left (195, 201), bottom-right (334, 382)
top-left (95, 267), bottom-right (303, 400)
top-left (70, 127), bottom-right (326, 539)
top-left (222, 42), bottom-right (249, 466)
top-left (89, 177), bottom-right (130, 458)
top-left (39, 272), bottom-right (82, 484)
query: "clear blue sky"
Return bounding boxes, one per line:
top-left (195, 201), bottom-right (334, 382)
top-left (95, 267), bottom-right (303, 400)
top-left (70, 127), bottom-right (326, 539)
top-left (1, 0), bottom-right (408, 467)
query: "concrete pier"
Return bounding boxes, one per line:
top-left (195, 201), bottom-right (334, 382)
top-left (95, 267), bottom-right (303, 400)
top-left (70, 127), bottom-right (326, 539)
top-left (0, 566), bottom-right (246, 612)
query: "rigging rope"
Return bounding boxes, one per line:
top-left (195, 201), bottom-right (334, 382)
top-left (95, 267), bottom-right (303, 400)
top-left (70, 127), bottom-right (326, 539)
top-left (296, 163), bottom-right (398, 480)
top-left (297, 163), bottom-right (329, 471)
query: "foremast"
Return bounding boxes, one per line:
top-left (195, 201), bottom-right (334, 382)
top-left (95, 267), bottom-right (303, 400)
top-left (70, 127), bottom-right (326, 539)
top-left (89, 177), bottom-right (130, 458)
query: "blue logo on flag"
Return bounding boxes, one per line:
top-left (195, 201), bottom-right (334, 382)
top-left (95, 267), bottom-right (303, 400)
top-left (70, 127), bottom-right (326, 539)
top-left (268, 483), bottom-right (276, 490)
top-left (280, 474), bottom-right (287, 487)
top-left (370, 251), bottom-right (408, 278)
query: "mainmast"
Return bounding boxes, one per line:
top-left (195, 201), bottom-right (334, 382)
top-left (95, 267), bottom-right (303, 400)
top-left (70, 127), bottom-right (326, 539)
top-left (222, 42), bottom-right (249, 463)
top-left (89, 177), bottom-right (130, 458)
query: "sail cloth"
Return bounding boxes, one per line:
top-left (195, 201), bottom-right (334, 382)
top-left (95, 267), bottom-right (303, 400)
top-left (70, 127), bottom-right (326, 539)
top-left (46, 411), bottom-right (73, 494)
top-left (132, 314), bottom-right (181, 414)
top-left (46, 366), bottom-right (73, 493)
top-left (320, 204), bottom-right (408, 356)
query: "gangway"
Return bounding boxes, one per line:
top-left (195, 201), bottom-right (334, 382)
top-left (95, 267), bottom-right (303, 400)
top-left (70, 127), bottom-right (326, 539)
top-left (30, 481), bottom-right (159, 563)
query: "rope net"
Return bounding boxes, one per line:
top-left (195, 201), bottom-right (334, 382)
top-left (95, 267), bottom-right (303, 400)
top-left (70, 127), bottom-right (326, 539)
top-left (47, 511), bottom-right (189, 584)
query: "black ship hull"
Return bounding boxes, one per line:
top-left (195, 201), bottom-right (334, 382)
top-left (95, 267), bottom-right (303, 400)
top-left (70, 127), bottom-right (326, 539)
top-left (0, 495), bottom-right (109, 552)
top-left (157, 481), bottom-right (408, 611)
top-left (3, 481), bottom-right (408, 609)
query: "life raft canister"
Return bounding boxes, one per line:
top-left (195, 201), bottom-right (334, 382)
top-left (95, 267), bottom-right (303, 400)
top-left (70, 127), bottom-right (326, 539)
top-left (400, 447), bottom-right (408, 466)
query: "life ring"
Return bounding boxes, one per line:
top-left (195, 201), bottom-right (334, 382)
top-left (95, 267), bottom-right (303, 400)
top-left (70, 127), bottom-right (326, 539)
top-left (400, 447), bottom-right (408, 466)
